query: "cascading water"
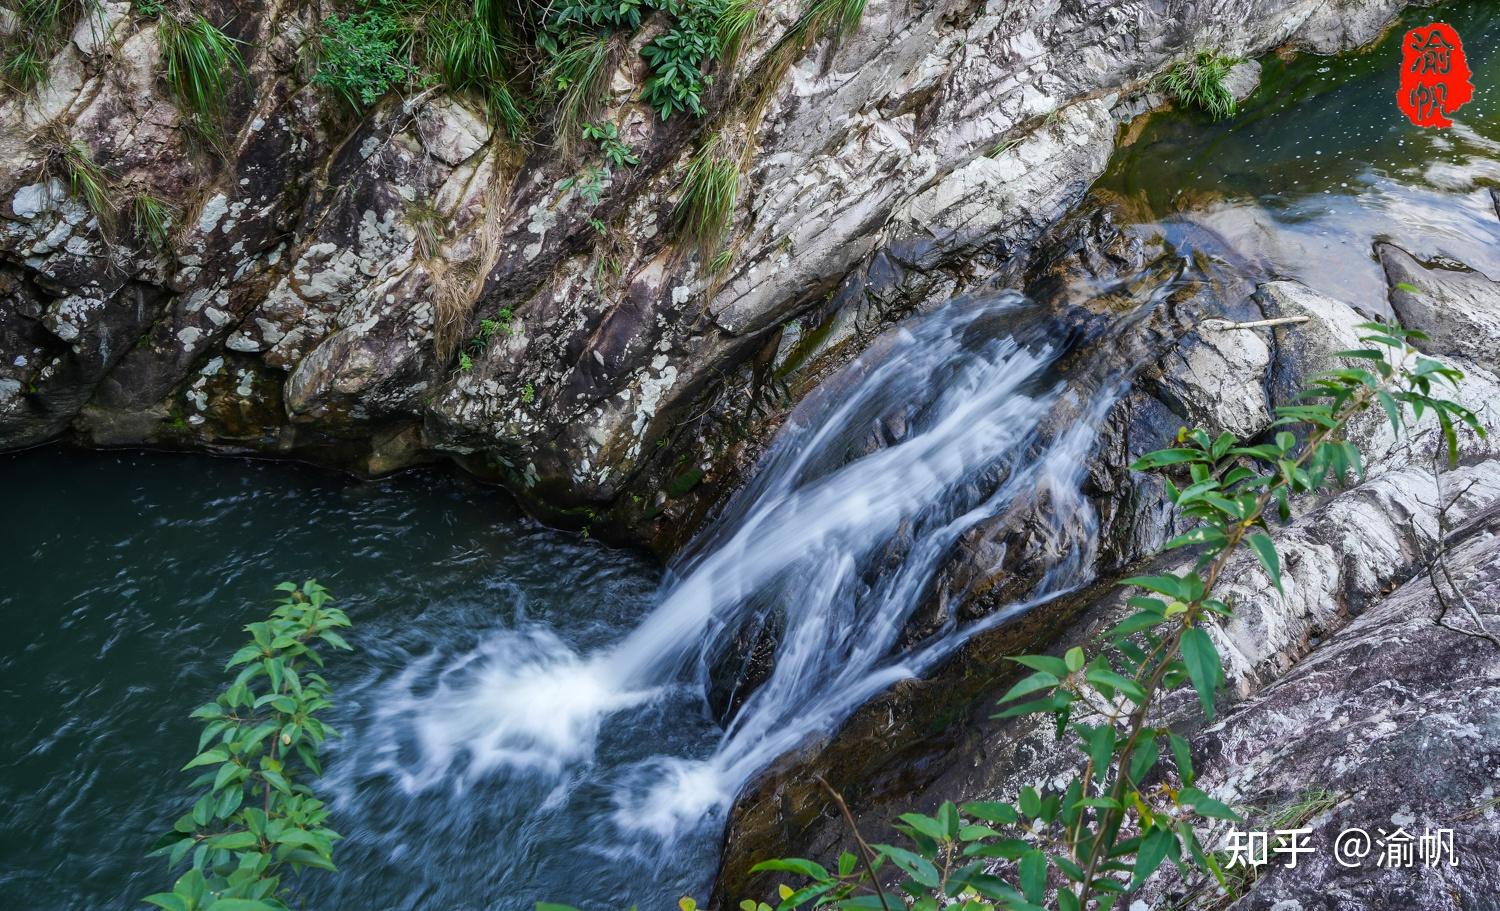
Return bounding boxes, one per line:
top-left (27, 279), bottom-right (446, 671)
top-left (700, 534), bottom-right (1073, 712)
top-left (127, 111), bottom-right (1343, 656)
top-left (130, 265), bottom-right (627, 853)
top-left (322, 291), bottom-right (1128, 906)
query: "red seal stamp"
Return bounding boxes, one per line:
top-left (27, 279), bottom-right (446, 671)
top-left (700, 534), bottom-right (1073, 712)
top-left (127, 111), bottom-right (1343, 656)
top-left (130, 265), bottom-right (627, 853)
top-left (1397, 22), bottom-right (1474, 128)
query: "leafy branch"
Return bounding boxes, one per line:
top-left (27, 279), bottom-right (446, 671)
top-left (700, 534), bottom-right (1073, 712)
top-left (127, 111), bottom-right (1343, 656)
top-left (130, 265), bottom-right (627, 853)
top-left (143, 581), bottom-right (353, 911)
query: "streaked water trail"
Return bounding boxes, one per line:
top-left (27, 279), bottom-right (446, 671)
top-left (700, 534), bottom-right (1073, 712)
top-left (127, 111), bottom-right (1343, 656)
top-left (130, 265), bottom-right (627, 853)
top-left (347, 291), bottom-right (1127, 867)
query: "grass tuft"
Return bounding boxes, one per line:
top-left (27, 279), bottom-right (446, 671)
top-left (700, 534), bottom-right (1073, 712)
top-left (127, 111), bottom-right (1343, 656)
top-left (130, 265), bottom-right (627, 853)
top-left (426, 5), bottom-right (528, 137)
top-left (546, 35), bottom-right (612, 153)
top-left (158, 13), bottom-right (245, 130)
top-left (716, 0), bottom-right (760, 68)
top-left (46, 136), bottom-right (118, 230)
top-left (130, 191), bottom-right (176, 249)
top-left (1, 0), bottom-right (100, 94)
top-left (674, 131), bottom-right (741, 260)
top-left (1157, 51), bottom-right (1238, 120)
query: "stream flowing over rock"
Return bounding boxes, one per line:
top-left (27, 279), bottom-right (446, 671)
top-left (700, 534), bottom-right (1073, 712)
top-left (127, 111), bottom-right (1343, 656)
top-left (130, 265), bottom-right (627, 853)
top-left (5, 0), bottom-right (1500, 908)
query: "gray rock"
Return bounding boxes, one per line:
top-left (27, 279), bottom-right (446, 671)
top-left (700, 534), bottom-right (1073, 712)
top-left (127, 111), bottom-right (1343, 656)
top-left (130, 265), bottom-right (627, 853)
top-left (1379, 242), bottom-right (1500, 367)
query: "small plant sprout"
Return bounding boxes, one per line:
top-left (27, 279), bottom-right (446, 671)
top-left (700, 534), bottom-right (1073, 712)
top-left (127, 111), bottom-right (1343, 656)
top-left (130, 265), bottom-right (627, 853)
top-left (561, 166), bottom-right (608, 207)
top-left (583, 121), bottom-right (640, 170)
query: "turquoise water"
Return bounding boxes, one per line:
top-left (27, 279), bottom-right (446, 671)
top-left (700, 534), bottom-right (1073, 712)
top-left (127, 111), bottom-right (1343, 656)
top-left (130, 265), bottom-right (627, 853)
top-left (0, 448), bottom-right (721, 911)
top-left (1099, 0), bottom-right (1500, 308)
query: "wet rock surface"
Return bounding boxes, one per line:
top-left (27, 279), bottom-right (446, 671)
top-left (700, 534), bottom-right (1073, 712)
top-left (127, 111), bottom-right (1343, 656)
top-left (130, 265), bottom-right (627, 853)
top-left (714, 242), bottom-right (1500, 907)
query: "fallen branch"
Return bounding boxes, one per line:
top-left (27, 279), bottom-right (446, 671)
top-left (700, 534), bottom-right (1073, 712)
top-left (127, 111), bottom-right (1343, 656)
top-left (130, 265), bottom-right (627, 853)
top-left (1200, 316), bottom-right (1312, 331)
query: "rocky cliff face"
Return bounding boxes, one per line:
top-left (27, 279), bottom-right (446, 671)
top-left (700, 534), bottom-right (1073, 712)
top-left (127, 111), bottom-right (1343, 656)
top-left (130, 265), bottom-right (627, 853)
top-left (0, 0), bottom-right (1428, 549)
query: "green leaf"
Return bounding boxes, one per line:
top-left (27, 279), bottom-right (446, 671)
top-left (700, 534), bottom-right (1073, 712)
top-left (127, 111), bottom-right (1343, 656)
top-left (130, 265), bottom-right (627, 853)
top-left (960, 801), bottom-right (1018, 825)
top-left (897, 812), bottom-right (947, 842)
top-left (1121, 574), bottom-right (1190, 600)
top-left (1163, 526), bottom-right (1227, 551)
top-left (183, 748), bottom-right (229, 771)
top-left (1008, 654), bottom-right (1071, 677)
top-left (1246, 533), bottom-right (1283, 595)
top-left (1180, 628), bottom-right (1222, 719)
top-left (1130, 826), bottom-right (1175, 888)
top-left (1064, 647), bottom-right (1085, 672)
top-left (937, 801), bottom-right (960, 839)
top-left (1018, 851), bottom-right (1046, 903)
top-left (1130, 448), bottom-right (1206, 469)
top-left (873, 844), bottom-right (939, 888)
top-left (210, 831), bottom-right (258, 851)
top-left (1129, 735), bottom-right (1159, 784)
top-left (958, 824), bottom-right (1001, 842)
top-left (1179, 786), bottom-right (1240, 821)
top-left (998, 671), bottom-right (1060, 703)
top-left (142, 894), bottom-right (188, 911)
top-left (1168, 733), bottom-right (1194, 786)
top-left (1110, 611), bottom-right (1165, 639)
top-left (1084, 667), bottom-right (1146, 703)
top-left (1018, 786), bottom-right (1041, 819)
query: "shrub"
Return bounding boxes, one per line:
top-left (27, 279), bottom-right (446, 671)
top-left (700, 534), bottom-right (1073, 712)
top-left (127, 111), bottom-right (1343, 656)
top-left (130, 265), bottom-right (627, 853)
top-left (1157, 51), bottom-right (1238, 121)
top-left (639, 0), bottom-right (724, 119)
top-left (143, 581), bottom-right (352, 911)
top-left (746, 322), bottom-right (1483, 909)
top-left (314, 8), bottom-right (418, 110)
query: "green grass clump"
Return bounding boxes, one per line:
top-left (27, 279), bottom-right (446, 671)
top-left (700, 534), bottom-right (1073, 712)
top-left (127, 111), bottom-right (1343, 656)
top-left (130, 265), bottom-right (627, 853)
top-left (48, 137), bottom-right (117, 229)
top-left (715, 0), bottom-right (760, 69)
top-left (428, 6), bottom-right (527, 136)
top-left (674, 132), bottom-right (740, 258)
top-left (2, 0), bottom-right (99, 94)
top-left (772, 0), bottom-right (865, 57)
top-left (158, 13), bottom-right (245, 128)
top-left (1157, 51), bottom-right (1238, 120)
top-left (547, 35), bottom-right (613, 150)
top-left (130, 192), bottom-right (176, 249)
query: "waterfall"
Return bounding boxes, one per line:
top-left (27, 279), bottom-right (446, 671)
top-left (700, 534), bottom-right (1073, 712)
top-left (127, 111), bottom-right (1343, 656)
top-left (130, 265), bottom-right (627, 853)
top-left (337, 289), bottom-right (1123, 868)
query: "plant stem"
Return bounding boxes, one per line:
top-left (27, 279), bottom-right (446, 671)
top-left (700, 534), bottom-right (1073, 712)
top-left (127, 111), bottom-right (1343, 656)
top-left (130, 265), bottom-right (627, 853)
top-left (814, 774), bottom-right (893, 911)
top-left (1073, 383), bottom-right (1377, 905)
